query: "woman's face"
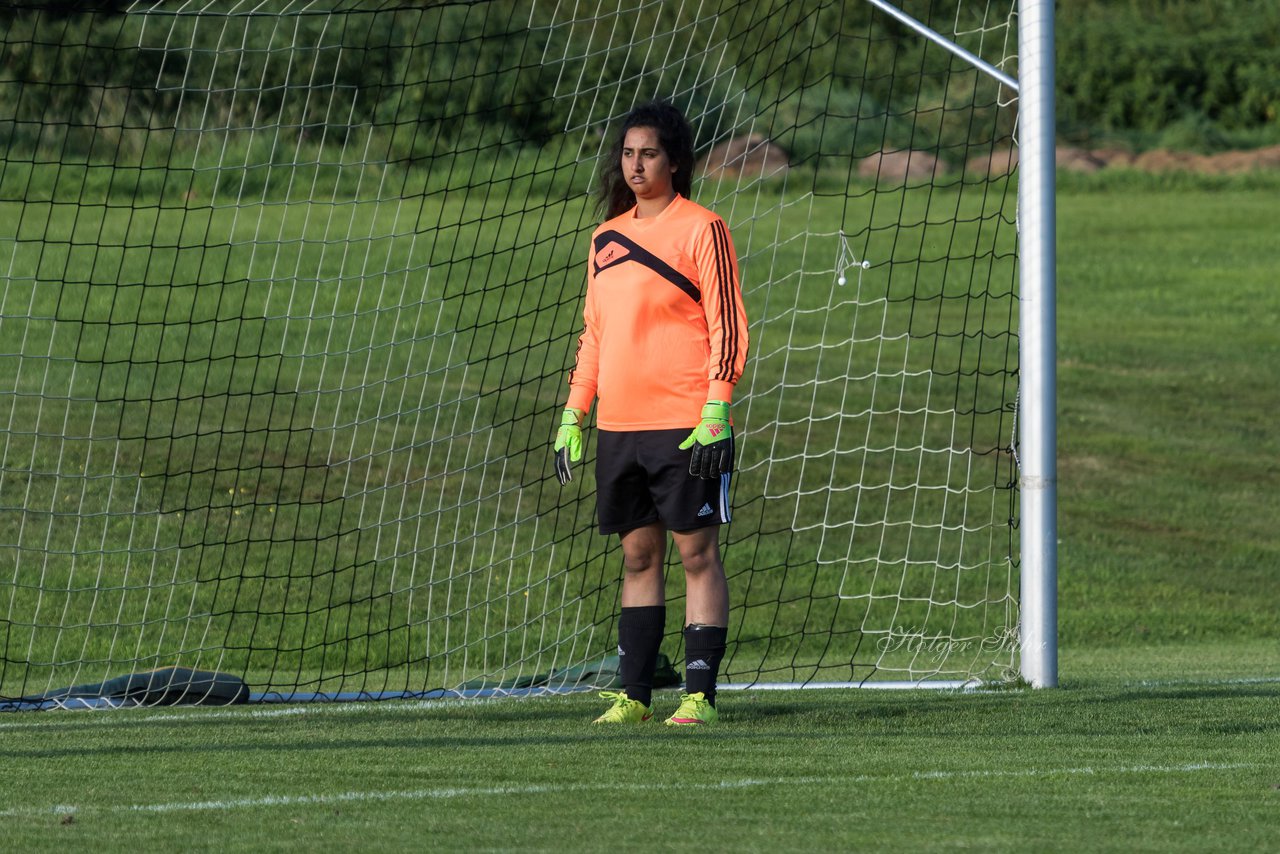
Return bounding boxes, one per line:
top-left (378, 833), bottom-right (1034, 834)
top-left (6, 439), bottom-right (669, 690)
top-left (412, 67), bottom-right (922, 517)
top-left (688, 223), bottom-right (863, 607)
top-left (621, 125), bottom-right (676, 203)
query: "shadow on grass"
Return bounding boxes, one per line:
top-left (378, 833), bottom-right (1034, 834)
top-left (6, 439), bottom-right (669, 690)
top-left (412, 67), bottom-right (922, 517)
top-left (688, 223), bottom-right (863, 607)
top-left (4, 682), bottom-right (1278, 758)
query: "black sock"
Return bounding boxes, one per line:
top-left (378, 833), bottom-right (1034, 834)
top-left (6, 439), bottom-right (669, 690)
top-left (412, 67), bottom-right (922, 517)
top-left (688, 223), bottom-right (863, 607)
top-left (683, 624), bottom-right (728, 706)
top-left (617, 605), bottom-right (665, 708)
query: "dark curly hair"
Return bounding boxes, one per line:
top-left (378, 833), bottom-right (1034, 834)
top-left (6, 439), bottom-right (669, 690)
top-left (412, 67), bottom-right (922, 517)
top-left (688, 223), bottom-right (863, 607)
top-left (596, 101), bottom-right (696, 220)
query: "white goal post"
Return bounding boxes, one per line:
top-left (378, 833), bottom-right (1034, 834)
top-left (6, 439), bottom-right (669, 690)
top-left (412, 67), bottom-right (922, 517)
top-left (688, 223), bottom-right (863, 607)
top-left (1014, 0), bottom-right (1059, 689)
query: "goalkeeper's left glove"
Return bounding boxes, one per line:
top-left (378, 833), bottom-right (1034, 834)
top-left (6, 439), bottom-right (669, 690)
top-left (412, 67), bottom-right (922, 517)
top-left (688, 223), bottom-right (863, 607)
top-left (553, 407), bottom-right (584, 485)
top-left (678, 401), bottom-right (734, 479)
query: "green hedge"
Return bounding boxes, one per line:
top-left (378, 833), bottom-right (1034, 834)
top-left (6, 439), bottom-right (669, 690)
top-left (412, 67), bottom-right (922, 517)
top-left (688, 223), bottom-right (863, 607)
top-left (1, 0), bottom-right (1277, 164)
top-left (1057, 0), bottom-right (1280, 149)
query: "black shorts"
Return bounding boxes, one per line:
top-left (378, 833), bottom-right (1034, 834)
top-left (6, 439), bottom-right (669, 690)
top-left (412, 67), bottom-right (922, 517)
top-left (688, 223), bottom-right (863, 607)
top-left (595, 428), bottom-right (732, 535)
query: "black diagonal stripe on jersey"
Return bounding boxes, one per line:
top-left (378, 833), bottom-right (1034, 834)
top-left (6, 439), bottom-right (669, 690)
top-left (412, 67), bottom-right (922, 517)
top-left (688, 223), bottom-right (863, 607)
top-left (593, 230), bottom-right (700, 304)
top-left (710, 219), bottom-right (739, 381)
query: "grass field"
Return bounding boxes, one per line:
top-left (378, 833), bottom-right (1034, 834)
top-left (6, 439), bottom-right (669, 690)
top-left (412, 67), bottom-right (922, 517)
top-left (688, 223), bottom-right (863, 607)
top-left (0, 643), bottom-right (1276, 851)
top-left (1056, 185), bottom-right (1280, 643)
top-left (0, 180), bottom-right (1276, 849)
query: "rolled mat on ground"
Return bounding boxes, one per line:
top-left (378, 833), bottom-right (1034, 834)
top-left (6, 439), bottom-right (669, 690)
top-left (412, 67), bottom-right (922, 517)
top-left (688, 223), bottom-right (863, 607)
top-left (460, 653), bottom-right (681, 692)
top-left (3, 655), bottom-right (678, 710)
top-left (12, 667), bottom-right (249, 709)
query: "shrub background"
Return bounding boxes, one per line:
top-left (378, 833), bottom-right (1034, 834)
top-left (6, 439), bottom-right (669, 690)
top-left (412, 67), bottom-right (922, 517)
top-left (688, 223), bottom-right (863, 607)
top-left (2, 0), bottom-right (1276, 171)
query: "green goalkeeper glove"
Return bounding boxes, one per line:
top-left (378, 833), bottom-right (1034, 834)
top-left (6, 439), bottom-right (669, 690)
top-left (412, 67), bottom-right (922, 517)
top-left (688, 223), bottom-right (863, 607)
top-left (678, 401), bottom-right (734, 479)
top-left (553, 407), bottom-right (585, 485)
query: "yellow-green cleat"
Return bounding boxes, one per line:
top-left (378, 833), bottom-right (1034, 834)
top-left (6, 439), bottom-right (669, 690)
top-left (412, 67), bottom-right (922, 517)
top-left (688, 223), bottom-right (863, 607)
top-left (664, 691), bottom-right (718, 726)
top-left (592, 691), bottom-right (654, 724)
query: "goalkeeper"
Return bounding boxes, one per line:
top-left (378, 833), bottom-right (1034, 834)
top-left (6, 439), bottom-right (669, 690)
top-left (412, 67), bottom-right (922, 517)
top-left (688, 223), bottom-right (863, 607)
top-left (554, 101), bottom-right (748, 727)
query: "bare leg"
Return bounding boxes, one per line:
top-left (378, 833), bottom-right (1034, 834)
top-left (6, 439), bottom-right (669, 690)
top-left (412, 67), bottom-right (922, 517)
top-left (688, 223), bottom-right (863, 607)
top-left (619, 522), bottom-right (667, 607)
top-left (671, 526), bottom-right (728, 626)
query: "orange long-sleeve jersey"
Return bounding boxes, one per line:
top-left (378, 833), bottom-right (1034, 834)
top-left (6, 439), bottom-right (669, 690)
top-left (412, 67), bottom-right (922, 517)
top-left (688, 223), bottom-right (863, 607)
top-left (566, 195), bottom-right (748, 431)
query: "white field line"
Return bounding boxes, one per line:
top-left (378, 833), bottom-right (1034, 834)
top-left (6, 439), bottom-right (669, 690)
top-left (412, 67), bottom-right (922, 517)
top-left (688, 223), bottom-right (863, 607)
top-left (0, 698), bottom-right (482, 731)
top-left (0, 763), bottom-right (1253, 818)
top-left (1125, 676), bottom-right (1280, 688)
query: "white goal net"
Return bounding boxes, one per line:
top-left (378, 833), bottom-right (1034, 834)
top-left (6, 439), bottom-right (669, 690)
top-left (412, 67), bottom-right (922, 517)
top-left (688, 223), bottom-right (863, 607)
top-left (0, 0), bottom-right (1029, 706)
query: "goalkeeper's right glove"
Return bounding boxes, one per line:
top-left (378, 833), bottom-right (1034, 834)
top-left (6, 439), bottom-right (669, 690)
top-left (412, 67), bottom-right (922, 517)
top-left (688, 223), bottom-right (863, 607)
top-left (553, 407), bottom-right (584, 485)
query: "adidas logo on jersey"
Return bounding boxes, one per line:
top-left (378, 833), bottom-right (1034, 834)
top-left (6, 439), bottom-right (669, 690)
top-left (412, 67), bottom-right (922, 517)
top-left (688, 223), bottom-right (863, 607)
top-left (686, 659), bottom-right (711, 670)
top-left (697, 503), bottom-right (713, 517)
top-left (594, 240), bottom-right (630, 268)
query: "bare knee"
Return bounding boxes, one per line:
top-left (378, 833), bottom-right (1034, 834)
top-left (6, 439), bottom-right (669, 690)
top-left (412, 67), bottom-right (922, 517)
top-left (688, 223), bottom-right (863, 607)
top-left (677, 542), bottom-right (721, 578)
top-left (623, 545), bottom-right (663, 576)
top-left (620, 525), bottom-right (666, 576)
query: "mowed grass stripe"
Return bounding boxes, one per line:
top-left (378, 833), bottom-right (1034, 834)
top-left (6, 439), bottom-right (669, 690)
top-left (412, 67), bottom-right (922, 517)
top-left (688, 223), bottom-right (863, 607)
top-left (0, 763), bottom-right (1254, 818)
